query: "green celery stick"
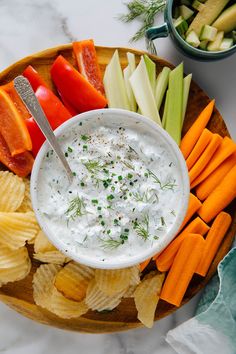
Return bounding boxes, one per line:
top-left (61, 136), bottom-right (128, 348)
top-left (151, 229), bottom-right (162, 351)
top-left (165, 63), bottom-right (183, 145)
top-left (127, 52), bottom-right (136, 73)
top-left (129, 57), bottom-right (161, 125)
top-left (182, 74), bottom-right (192, 127)
top-left (143, 54), bottom-right (156, 92)
top-left (162, 90), bottom-right (169, 129)
top-left (103, 50), bottom-right (130, 109)
top-left (123, 65), bottom-right (137, 112)
top-left (155, 67), bottom-right (171, 110)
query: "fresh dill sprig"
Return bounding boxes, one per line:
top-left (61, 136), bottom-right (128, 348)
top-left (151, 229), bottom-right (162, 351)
top-left (133, 215), bottom-right (150, 240)
top-left (100, 237), bottom-right (125, 250)
top-left (83, 160), bottom-right (102, 175)
top-left (132, 189), bottom-right (158, 203)
top-left (66, 196), bottom-right (85, 220)
top-left (147, 170), bottom-right (177, 191)
top-left (119, 0), bottom-right (166, 42)
top-left (121, 160), bottom-right (135, 170)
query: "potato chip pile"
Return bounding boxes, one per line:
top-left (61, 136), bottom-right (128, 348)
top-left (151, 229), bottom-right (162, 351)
top-left (33, 232), bottom-right (165, 327)
top-left (0, 171), bottom-right (165, 328)
top-left (0, 172), bottom-right (39, 286)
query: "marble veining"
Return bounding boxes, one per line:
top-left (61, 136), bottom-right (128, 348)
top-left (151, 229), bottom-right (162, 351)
top-left (0, 0), bottom-right (235, 353)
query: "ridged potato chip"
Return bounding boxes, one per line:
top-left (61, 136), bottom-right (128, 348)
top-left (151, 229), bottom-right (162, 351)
top-left (0, 244), bottom-right (29, 269)
top-left (34, 251), bottom-right (71, 265)
top-left (0, 248), bottom-right (31, 286)
top-left (130, 265), bottom-right (141, 286)
top-left (0, 212), bottom-right (40, 249)
top-left (0, 171), bottom-right (25, 212)
top-left (17, 178), bottom-right (33, 213)
top-left (123, 285), bottom-right (137, 298)
top-left (54, 261), bottom-right (95, 301)
top-left (33, 263), bottom-right (61, 309)
top-left (134, 271), bottom-right (165, 328)
top-left (85, 279), bottom-right (125, 311)
top-left (34, 230), bottom-right (56, 253)
top-left (49, 287), bottom-right (89, 319)
top-left (95, 267), bottom-right (135, 296)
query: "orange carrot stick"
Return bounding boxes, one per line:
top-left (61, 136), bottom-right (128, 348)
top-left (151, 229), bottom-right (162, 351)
top-left (191, 137), bottom-right (236, 188)
top-left (178, 193), bottom-right (202, 232)
top-left (180, 100), bottom-right (215, 159)
top-left (196, 151), bottom-right (236, 201)
top-left (140, 258), bottom-right (151, 272)
top-left (189, 134), bottom-right (222, 185)
top-left (196, 212), bottom-right (232, 277)
top-left (156, 217), bottom-right (209, 272)
top-left (160, 234), bottom-right (205, 307)
top-left (186, 129), bottom-right (212, 170)
top-left (198, 165), bottom-right (236, 223)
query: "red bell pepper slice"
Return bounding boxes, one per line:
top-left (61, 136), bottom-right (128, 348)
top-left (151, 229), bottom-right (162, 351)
top-left (0, 132), bottom-right (34, 177)
top-left (73, 39), bottom-right (105, 96)
top-left (25, 85), bottom-right (72, 156)
top-left (23, 65), bottom-right (48, 92)
top-left (23, 65), bottom-right (77, 116)
top-left (2, 81), bottom-right (31, 120)
top-left (0, 89), bottom-right (32, 156)
top-left (51, 55), bottom-right (107, 113)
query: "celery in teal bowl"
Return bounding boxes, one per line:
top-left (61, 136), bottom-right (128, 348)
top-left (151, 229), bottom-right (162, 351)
top-left (146, 0), bottom-right (236, 61)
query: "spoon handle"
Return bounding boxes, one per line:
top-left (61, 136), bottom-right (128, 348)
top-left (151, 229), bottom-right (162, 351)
top-left (14, 76), bottom-right (74, 182)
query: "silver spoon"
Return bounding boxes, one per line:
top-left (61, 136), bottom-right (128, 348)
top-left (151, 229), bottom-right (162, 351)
top-left (14, 76), bottom-right (74, 183)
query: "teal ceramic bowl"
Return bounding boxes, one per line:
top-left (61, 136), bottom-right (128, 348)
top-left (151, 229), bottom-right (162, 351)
top-left (146, 0), bottom-right (236, 61)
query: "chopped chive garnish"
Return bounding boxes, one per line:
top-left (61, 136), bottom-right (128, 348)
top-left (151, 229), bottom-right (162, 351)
top-left (161, 216), bottom-right (166, 226)
top-left (83, 145), bottom-right (88, 150)
top-left (118, 175), bottom-right (123, 181)
top-left (72, 172), bottom-right (76, 176)
top-left (65, 152), bottom-right (68, 157)
top-left (107, 229), bottom-right (111, 234)
top-left (101, 220), bottom-right (105, 226)
top-left (80, 182), bottom-right (85, 187)
top-left (111, 186), bottom-right (115, 192)
top-left (81, 135), bottom-right (89, 141)
top-left (127, 173), bottom-right (133, 179)
top-left (92, 199), bottom-right (98, 204)
top-left (114, 219), bottom-right (119, 225)
top-left (107, 194), bottom-right (114, 201)
top-left (97, 206), bottom-right (102, 211)
top-left (124, 228), bottom-right (129, 233)
top-left (68, 146), bottom-right (73, 153)
top-left (98, 215), bottom-right (102, 219)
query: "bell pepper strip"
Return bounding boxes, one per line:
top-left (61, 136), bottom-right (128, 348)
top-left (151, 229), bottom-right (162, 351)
top-left (73, 40), bottom-right (105, 95)
top-left (0, 89), bottom-right (32, 156)
top-left (0, 133), bottom-right (34, 177)
top-left (50, 55), bottom-right (107, 113)
top-left (58, 92), bottom-right (78, 116)
top-left (2, 81), bottom-right (31, 120)
top-left (23, 65), bottom-right (48, 92)
top-left (25, 85), bottom-right (72, 156)
top-left (25, 118), bottom-right (45, 157)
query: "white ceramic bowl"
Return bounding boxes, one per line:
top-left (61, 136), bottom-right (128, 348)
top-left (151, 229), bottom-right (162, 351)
top-left (31, 109), bottom-right (189, 269)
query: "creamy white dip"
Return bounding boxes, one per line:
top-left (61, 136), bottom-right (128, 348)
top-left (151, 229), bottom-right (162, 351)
top-left (36, 117), bottom-right (182, 263)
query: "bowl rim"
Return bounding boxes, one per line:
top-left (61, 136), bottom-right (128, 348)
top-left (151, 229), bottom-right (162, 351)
top-left (30, 108), bottom-right (190, 269)
top-left (167, 0), bottom-right (236, 57)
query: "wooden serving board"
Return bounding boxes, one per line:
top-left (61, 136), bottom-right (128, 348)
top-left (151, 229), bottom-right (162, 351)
top-left (0, 45), bottom-right (235, 333)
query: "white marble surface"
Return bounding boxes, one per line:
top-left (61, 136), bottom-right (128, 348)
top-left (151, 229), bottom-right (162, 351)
top-left (0, 1), bottom-right (235, 353)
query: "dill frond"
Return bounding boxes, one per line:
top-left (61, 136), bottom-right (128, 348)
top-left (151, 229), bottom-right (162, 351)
top-left (66, 196), bottom-right (85, 220)
top-left (133, 215), bottom-right (150, 240)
